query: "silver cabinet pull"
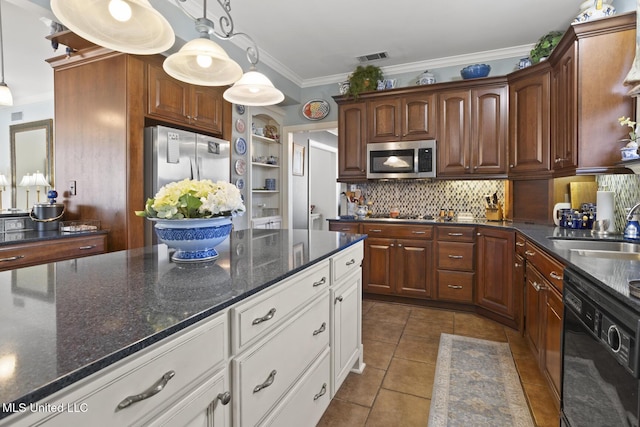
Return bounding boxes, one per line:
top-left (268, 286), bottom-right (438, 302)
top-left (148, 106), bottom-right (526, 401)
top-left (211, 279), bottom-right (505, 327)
top-left (447, 285), bottom-right (463, 289)
top-left (531, 281), bottom-right (546, 292)
top-left (335, 296), bottom-right (343, 304)
top-left (78, 245), bottom-right (97, 250)
top-left (369, 229), bottom-right (382, 233)
top-left (549, 271), bottom-right (563, 280)
top-left (314, 383), bottom-right (327, 401)
top-left (525, 250), bottom-right (536, 256)
top-left (313, 277), bottom-right (327, 287)
top-left (448, 232), bottom-right (463, 236)
top-left (0, 255), bottom-right (25, 262)
top-left (116, 370), bottom-right (175, 411)
top-left (313, 322), bottom-right (326, 336)
top-left (345, 259), bottom-right (356, 266)
top-left (253, 370), bottom-right (277, 393)
top-left (411, 231), bottom-right (426, 234)
top-left (448, 255), bottom-right (463, 259)
top-left (217, 392), bottom-right (231, 405)
top-left (252, 308), bottom-right (276, 325)
top-left (514, 262), bottom-right (521, 268)
top-left (516, 241), bottom-right (525, 247)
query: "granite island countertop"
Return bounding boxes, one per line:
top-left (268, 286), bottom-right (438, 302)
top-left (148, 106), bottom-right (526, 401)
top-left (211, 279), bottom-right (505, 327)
top-left (0, 228), bottom-right (365, 418)
top-left (329, 217), bottom-right (640, 313)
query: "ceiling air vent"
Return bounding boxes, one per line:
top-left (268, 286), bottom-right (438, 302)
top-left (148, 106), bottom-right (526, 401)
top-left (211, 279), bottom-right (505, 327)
top-left (356, 52), bottom-right (389, 63)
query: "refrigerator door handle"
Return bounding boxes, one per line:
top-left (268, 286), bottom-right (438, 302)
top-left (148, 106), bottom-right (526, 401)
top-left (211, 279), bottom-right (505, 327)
top-left (190, 157), bottom-right (196, 180)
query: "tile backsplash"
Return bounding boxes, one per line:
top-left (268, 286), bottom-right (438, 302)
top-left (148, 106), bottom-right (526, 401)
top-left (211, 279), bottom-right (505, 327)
top-left (351, 180), bottom-right (505, 219)
top-left (597, 174), bottom-right (640, 232)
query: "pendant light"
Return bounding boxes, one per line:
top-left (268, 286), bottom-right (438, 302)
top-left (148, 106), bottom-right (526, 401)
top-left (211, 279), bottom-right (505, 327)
top-left (0, 0), bottom-right (12, 106)
top-left (162, 0), bottom-right (243, 87)
top-left (172, 0), bottom-right (284, 105)
top-left (50, 0), bottom-right (175, 55)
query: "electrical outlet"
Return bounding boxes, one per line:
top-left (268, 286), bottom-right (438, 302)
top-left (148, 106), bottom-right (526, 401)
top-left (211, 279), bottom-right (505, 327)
top-left (69, 180), bottom-right (76, 196)
top-left (349, 184), bottom-right (357, 191)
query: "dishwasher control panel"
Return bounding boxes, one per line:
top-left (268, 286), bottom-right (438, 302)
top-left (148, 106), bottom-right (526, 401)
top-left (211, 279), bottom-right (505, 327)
top-left (601, 314), bottom-right (634, 370)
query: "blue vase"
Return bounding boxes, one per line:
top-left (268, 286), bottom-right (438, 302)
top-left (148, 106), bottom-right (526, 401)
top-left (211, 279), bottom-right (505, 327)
top-left (151, 217), bottom-right (233, 262)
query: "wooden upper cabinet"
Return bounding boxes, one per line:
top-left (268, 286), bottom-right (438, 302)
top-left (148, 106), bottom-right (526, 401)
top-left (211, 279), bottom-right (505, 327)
top-left (146, 62), bottom-right (225, 135)
top-left (438, 83), bottom-right (507, 178)
top-left (551, 44), bottom-right (577, 173)
top-left (508, 65), bottom-right (551, 177)
top-left (550, 13), bottom-right (635, 176)
top-left (338, 102), bottom-right (367, 181)
top-left (368, 92), bottom-right (436, 142)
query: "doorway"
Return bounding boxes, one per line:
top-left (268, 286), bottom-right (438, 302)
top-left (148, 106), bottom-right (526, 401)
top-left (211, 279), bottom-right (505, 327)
top-left (283, 121), bottom-right (339, 230)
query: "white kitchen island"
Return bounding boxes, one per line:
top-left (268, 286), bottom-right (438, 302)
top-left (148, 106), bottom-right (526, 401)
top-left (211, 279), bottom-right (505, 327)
top-left (0, 229), bottom-right (365, 426)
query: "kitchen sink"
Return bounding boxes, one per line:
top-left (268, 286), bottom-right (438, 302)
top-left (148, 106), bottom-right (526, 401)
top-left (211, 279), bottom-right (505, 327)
top-left (549, 238), bottom-right (640, 260)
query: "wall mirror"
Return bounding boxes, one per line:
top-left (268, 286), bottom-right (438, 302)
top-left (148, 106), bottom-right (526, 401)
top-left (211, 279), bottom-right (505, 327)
top-left (10, 119), bottom-right (54, 210)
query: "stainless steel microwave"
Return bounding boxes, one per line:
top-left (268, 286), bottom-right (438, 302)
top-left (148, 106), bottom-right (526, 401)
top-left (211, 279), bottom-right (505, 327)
top-left (367, 140), bottom-right (436, 179)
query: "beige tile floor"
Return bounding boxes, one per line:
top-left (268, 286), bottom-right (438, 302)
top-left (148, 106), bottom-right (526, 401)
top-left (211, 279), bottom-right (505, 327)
top-left (317, 299), bottom-right (559, 427)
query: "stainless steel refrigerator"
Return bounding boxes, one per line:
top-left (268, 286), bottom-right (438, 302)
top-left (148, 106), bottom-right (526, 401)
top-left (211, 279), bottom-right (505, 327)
top-left (144, 125), bottom-right (230, 245)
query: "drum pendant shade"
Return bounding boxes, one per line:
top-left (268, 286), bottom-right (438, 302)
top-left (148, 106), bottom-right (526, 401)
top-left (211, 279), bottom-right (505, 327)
top-left (50, 0), bottom-right (175, 55)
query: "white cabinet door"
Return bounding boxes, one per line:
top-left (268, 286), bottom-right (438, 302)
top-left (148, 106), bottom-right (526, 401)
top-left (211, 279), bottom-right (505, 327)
top-left (331, 270), bottom-right (362, 395)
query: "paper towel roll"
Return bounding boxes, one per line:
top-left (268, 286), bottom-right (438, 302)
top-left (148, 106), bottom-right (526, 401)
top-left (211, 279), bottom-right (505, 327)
top-left (596, 190), bottom-right (615, 232)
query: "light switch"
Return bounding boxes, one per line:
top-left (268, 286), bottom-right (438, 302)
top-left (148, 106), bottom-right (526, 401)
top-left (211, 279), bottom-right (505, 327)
top-left (69, 180), bottom-right (76, 196)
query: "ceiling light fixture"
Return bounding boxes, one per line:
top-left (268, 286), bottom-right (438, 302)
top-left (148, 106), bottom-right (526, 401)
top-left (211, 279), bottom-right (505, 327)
top-left (170, 0), bottom-right (284, 106)
top-left (0, 0), bottom-right (13, 106)
top-left (50, 0), bottom-right (175, 55)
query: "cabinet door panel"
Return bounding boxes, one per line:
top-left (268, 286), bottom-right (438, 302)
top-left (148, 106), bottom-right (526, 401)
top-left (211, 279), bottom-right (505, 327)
top-left (476, 228), bottom-right (514, 319)
top-left (395, 239), bottom-right (433, 299)
top-left (362, 238), bottom-right (393, 294)
top-left (338, 103), bottom-right (367, 180)
top-left (525, 264), bottom-right (544, 358)
top-left (368, 98), bottom-right (400, 142)
top-left (551, 46), bottom-right (577, 172)
top-left (508, 70), bottom-right (551, 175)
top-left (544, 285), bottom-right (563, 405)
top-left (147, 63), bottom-right (189, 122)
top-left (437, 90), bottom-right (470, 175)
top-left (472, 86), bottom-right (507, 174)
top-left (191, 86), bottom-right (224, 135)
top-left (403, 93), bottom-right (436, 140)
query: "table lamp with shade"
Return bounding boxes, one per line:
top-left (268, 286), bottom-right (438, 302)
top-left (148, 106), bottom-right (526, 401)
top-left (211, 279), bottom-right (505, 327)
top-left (0, 174), bottom-right (8, 211)
top-left (18, 174), bottom-right (35, 210)
top-left (33, 171), bottom-right (50, 203)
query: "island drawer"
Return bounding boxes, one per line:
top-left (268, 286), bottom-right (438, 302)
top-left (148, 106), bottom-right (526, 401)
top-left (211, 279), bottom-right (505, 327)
top-left (524, 241), bottom-right (564, 291)
top-left (232, 293), bottom-right (330, 427)
top-left (361, 223), bottom-right (433, 239)
top-left (436, 226), bottom-right (475, 242)
top-left (332, 242), bottom-right (363, 284)
top-left (436, 271), bottom-right (474, 302)
top-left (260, 347), bottom-right (331, 427)
top-left (436, 241), bottom-right (475, 271)
top-left (0, 234), bottom-right (107, 271)
top-left (328, 222), bottom-right (360, 233)
top-left (231, 259), bottom-right (330, 353)
top-left (16, 311), bottom-right (227, 427)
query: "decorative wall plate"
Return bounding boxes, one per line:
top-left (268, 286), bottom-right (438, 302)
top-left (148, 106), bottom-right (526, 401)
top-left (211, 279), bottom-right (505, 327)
top-left (235, 104), bottom-right (245, 115)
top-left (235, 118), bottom-right (246, 133)
top-left (234, 137), bottom-right (247, 155)
top-left (235, 178), bottom-right (245, 190)
top-left (234, 159), bottom-right (246, 175)
top-left (302, 99), bottom-right (330, 121)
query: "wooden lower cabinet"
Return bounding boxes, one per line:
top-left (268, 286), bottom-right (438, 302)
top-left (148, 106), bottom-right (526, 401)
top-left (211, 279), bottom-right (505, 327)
top-left (362, 223), bottom-right (434, 299)
top-left (328, 221), bottom-right (360, 233)
top-left (524, 263), bottom-right (544, 355)
top-left (543, 284), bottom-right (563, 406)
top-left (476, 228), bottom-right (517, 327)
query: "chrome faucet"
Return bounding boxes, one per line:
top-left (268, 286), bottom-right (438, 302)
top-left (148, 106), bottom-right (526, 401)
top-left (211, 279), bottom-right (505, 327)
top-left (624, 202), bottom-right (640, 239)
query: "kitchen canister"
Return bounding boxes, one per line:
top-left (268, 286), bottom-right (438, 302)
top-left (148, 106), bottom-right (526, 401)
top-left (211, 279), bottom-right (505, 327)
top-left (265, 179), bottom-right (276, 191)
top-left (30, 203), bottom-right (65, 231)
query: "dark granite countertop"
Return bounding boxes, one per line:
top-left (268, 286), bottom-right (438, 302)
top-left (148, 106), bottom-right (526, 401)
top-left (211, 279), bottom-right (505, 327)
top-left (0, 229), bottom-right (109, 246)
top-left (0, 229), bottom-right (365, 418)
top-left (329, 217), bottom-right (640, 313)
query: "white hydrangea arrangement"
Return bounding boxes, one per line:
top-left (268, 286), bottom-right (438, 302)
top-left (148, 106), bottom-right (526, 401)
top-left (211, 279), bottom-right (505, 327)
top-left (136, 179), bottom-right (245, 219)
top-left (619, 116), bottom-right (639, 148)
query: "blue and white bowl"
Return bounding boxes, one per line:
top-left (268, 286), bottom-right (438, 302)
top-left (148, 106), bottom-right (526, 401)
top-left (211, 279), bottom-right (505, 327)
top-left (460, 64), bottom-right (491, 79)
top-left (151, 217), bottom-right (233, 262)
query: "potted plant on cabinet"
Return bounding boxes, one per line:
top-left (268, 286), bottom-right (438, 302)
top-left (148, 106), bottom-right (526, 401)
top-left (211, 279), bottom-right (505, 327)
top-left (346, 65), bottom-right (384, 99)
top-left (529, 31), bottom-right (564, 63)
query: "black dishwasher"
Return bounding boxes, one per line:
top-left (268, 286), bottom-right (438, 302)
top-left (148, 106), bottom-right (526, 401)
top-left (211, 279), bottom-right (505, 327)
top-left (562, 267), bottom-right (640, 427)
